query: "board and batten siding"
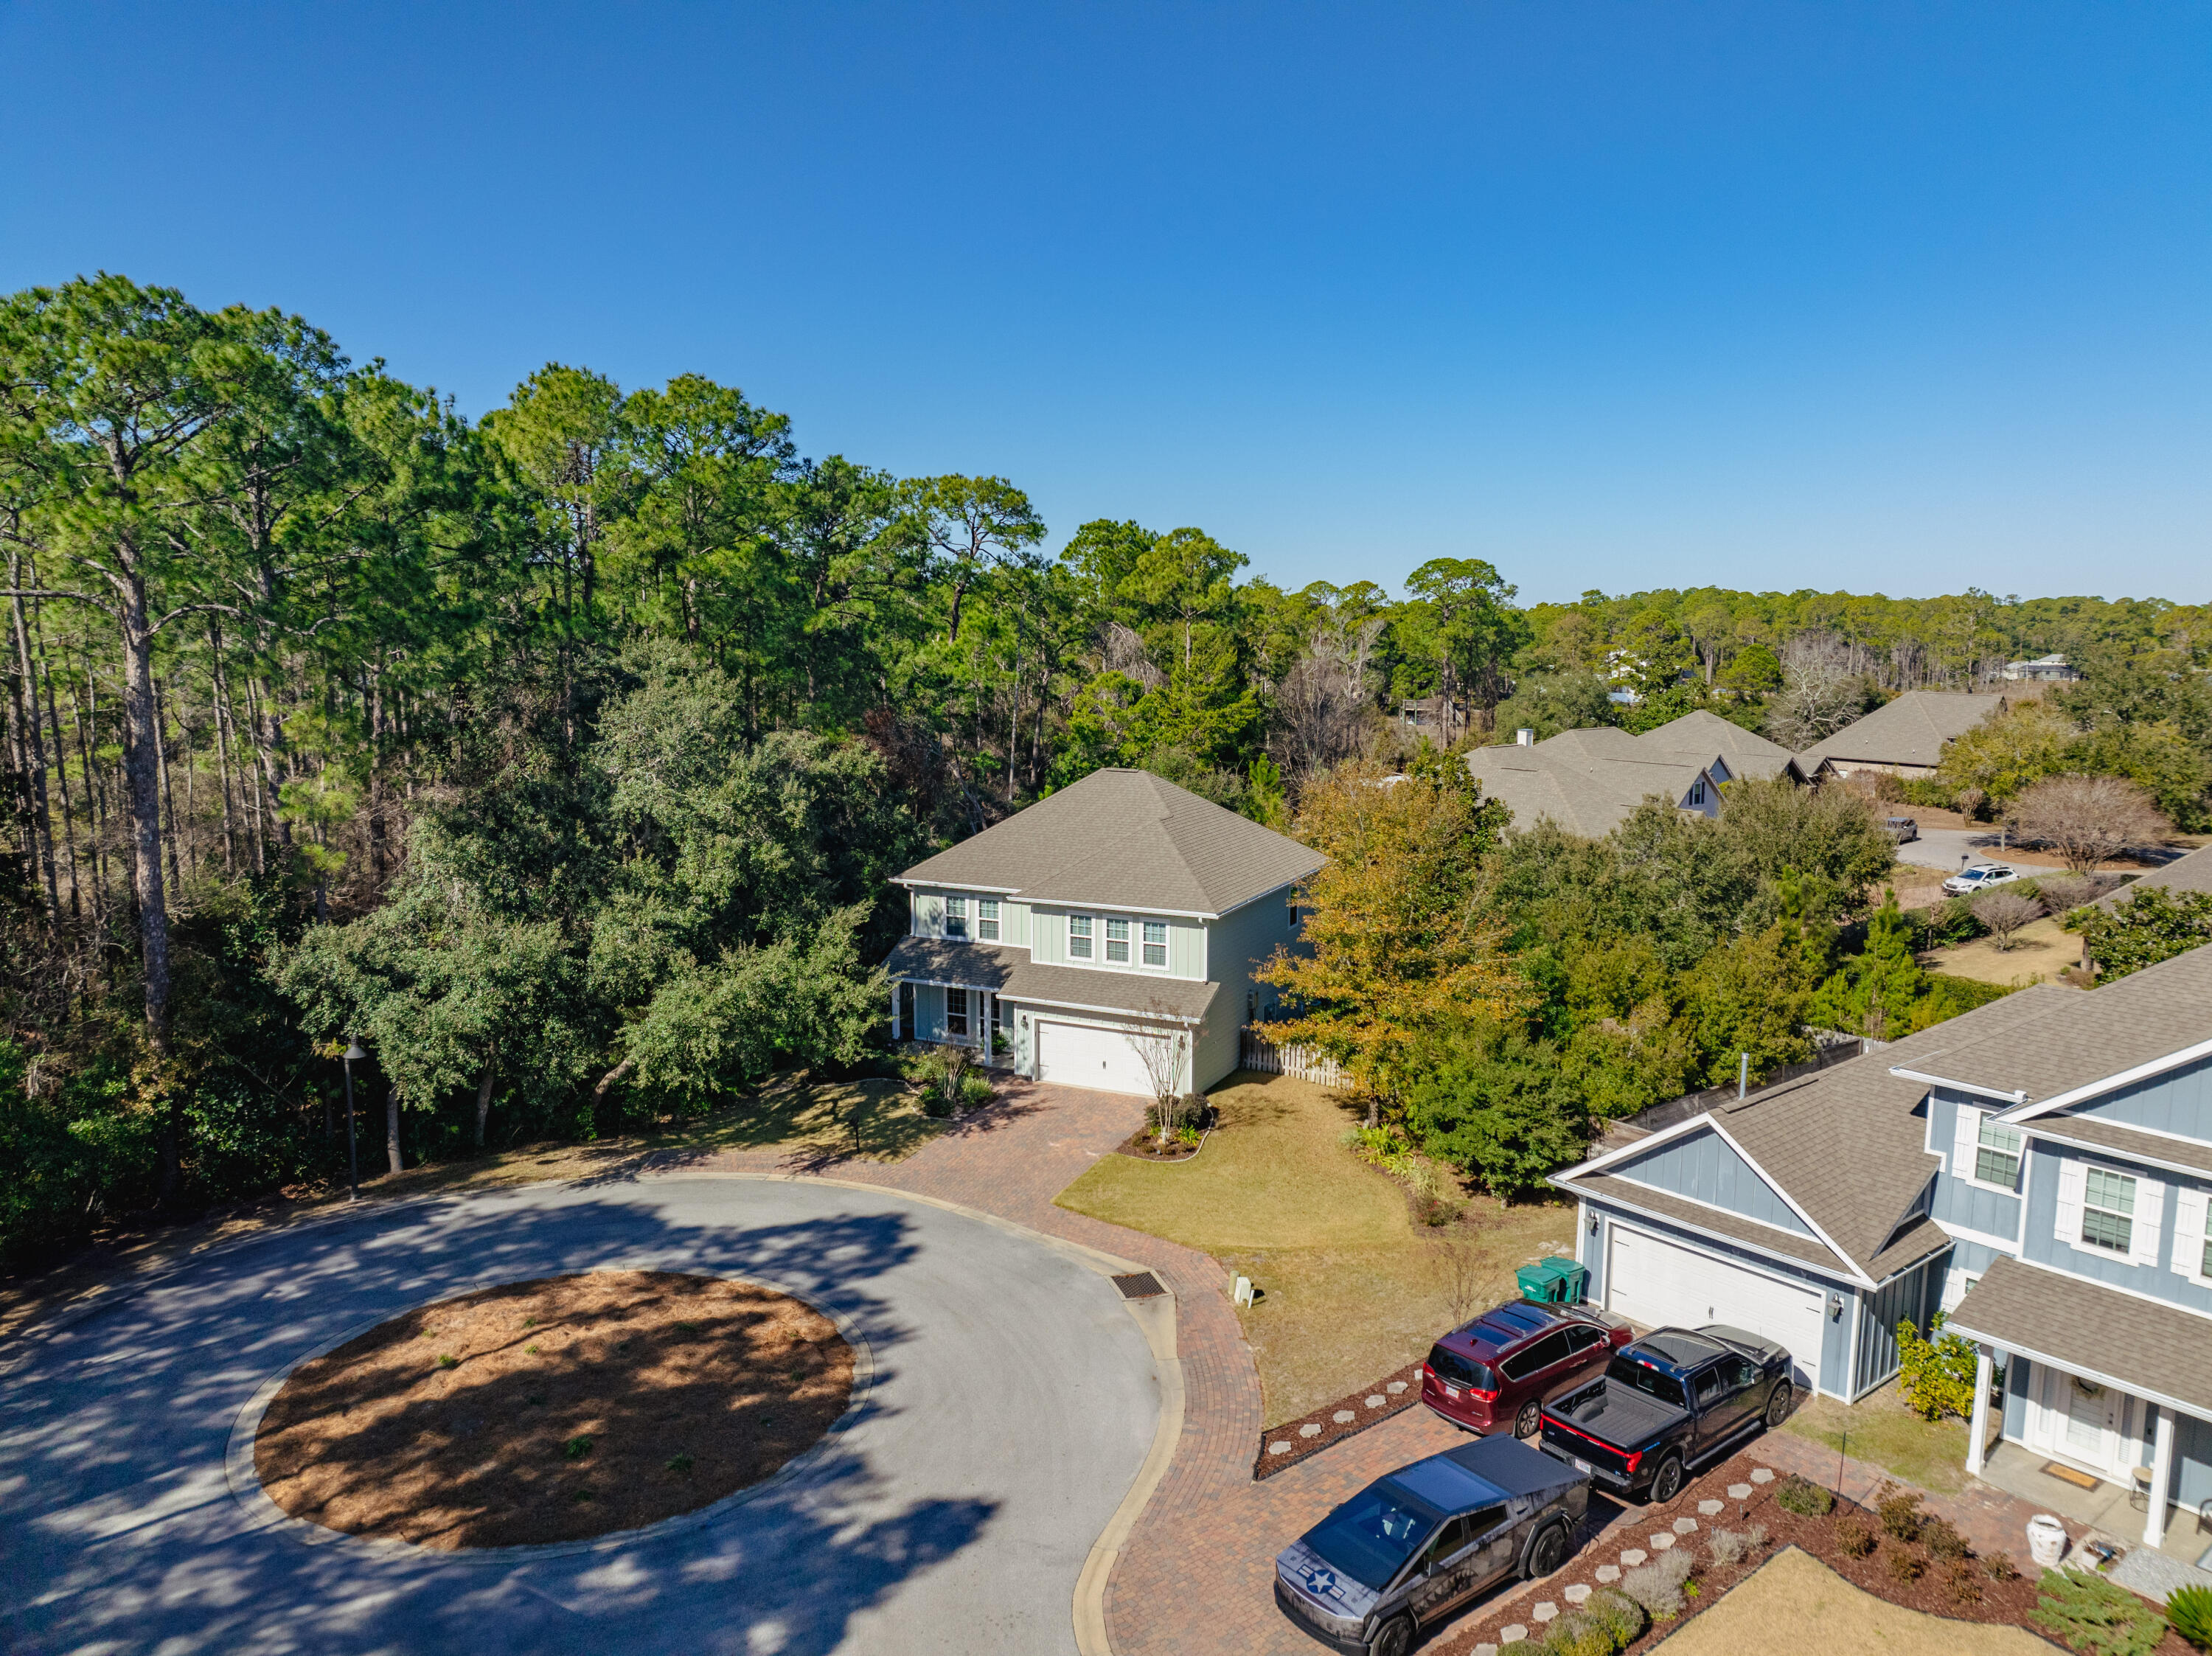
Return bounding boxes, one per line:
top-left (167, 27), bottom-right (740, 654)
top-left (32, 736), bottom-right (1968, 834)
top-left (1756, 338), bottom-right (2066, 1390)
top-left (907, 888), bottom-right (1032, 947)
top-left (1852, 1257), bottom-right (1943, 1397)
top-left (1930, 1090), bottom-right (2026, 1239)
top-left (2066, 1053), bottom-right (2212, 1141)
top-left (1605, 1127), bottom-right (1815, 1238)
top-left (1028, 905), bottom-right (1203, 977)
top-left (2019, 1139), bottom-right (2212, 1314)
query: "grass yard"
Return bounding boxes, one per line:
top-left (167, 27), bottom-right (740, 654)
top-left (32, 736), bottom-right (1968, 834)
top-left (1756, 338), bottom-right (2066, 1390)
top-left (1920, 915), bottom-right (2084, 990)
top-left (1054, 1071), bottom-right (1575, 1423)
top-left (1782, 1377), bottom-right (1971, 1495)
top-left (0, 1071), bottom-right (938, 1342)
top-left (1654, 1545), bottom-right (2053, 1655)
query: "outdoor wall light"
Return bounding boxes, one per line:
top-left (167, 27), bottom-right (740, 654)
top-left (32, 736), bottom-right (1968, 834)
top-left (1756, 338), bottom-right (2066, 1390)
top-left (1587, 1213), bottom-right (1599, 1236)
top-left (1828, 1293), bottom-right (1846, 1321)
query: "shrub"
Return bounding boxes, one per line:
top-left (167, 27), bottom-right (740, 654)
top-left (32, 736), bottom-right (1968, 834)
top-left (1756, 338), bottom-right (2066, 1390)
top-left (1874, 1482), bottom-right (1926, 1543)
top-left (1621, 1548), bottom-right (1694, 1619)
top-left (1538, 1611), bottom-right (1617, 1656)
top-left (1775, 1473), bottom-right (1834, 1516)
top-left (1581, 1587), bottom-right (1646, 1648)
top-left (959, 1071), bottom-right (995, 1110)
top-left (1897, 1314), bottom-right (1982, 1420)
top-left (2168, 1585), bottom-right (2212, 1652)
top-left (562, 1435), bottom-right (593, 1461)
top-left (1708, 1528), bottom-right (1750, 1568)
top-left (1897, 776), bottom-right (1957, 810)
top-left (1949, 1559), bottom-right (1985, 1605)
top-left (1147, 1091), bottom-right (1206, 1138)
top-left (1921, 1515), bottom-right (1969, 1561)
top-left (1886, 1545), bottom-right (1926, 1584)
top-left (1835, 1517), bottom-right (1877, 1558)
top-left (2032, 1568), bottom-right (2168, 1656)
top-left (1745, 1523), bottom-right (1769, 1552)
top-left (1983, 1551), bottom-right (2019, 1582)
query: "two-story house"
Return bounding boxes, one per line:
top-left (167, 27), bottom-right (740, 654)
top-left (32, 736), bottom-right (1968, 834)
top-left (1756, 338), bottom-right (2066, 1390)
top-left (880, 768), bottom-right (1324, 1096)
top-left (1551, 943), bottom-right (2212, 1556)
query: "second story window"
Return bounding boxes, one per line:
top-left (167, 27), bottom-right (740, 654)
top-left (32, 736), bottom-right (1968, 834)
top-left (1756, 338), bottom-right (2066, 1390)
top-left (1105, 918), bottom-right (1130, 963)
top-left (944, 895), bottom-right (968, 939)
top-left (1975, 1119), bottom-right (2023, 1189)
top-left (1068, 914), bottom-right (1093, 959)
top-left (1142, 920), bottom-right (1168, 968)
top-left (978, 899), bottom-right (1000, 941)
top-left (2080, 1166), bottom-right (2135, 1253)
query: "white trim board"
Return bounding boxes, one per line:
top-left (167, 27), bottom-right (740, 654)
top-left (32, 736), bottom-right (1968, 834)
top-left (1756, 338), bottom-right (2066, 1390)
top-left (1573, 1189), bottom-right (1858, 1287)
top-left (1997, 1034), bottom-right (2212, 1124)
top-left (1889, 1067), bottom-right (2026, 1106)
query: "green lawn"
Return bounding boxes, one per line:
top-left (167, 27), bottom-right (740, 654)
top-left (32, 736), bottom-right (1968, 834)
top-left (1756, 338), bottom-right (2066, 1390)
top-left (1055, 1071), bottom-right (1576, 1424)
top-left (1782, 1379), bottom-right (1972, 1495)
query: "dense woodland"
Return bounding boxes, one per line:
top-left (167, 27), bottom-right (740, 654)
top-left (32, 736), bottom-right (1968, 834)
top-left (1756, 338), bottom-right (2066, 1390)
top-left (6, 274), bottom-right (2211, 1258)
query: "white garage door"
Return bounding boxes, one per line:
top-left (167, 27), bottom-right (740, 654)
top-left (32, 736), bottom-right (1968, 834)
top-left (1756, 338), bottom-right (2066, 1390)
top-left (1035, 1020), bottom-right (1164, 1095)
top-left (1605, 1224), bottom-right (1823, 1388)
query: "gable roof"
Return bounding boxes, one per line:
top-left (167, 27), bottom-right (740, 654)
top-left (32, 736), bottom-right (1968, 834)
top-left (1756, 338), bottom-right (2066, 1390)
top-left (1795, 690), bottom-right (2008, 770)
top-left (1467, 733), bottom-right (1720, 841)
top-left (894, 767), bottom-right (1323, 918)
top-left (2096, 843), bottom-right (2212, 909)
top-left (1640, 709), bottom-right (1801, 776)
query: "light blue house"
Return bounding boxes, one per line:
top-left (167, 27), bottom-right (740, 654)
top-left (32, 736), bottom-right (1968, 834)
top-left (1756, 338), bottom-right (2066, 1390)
top-left (880, 768), bottom-right (1321, 1096)
top-left (1554, 943), bottom-right (2212, 1557)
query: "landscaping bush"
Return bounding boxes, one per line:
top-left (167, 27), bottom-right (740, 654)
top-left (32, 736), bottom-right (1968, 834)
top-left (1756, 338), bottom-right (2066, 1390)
top-left (1835, 1517), bottom-right (1877, 1558)
top-left (1875, 1483), bottom-right (1926, 1543)
top-left (2168, 1584), bottom-right (2212, 1652)
top-left (2032, 1568), bottom-right (2168, 1656)
top-left (1147, 1091), bottom-right (1206, 1138)
top-left (1949, 1559), bottom-right (1985, 1605)
top-left (1898, 777), bottom-right (1960, 811)
top-left (1921, 1514), bottom-right (1969, 1561)
top-left (1775, 1473), bottom-right (1834, 1516)
top-left (1581, 1587), bottom-right (1646, 1648)
top-left (911, 1045), bottom-right (989, 1118)
top-left (1984, 1551), bottom-right (2019, 1582)
top-left (1708, 1528), bottom-right (1750, 1568)
top-left (1620, 1548), bottom-right (1694, 1619)
top-left (1745, 1523), bottom-right (1768, 1552)
top-left (1897, 1312), bottom-right (1981, 1420)
top-left (1916, 896), bottom-right (1986, 949)
top-left (1885, 1545), bottom-right (1926, 1584)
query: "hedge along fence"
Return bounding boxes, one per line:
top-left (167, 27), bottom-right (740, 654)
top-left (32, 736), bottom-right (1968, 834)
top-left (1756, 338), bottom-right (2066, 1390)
top-left (1239, 1028), bottom-right (1349, 1088)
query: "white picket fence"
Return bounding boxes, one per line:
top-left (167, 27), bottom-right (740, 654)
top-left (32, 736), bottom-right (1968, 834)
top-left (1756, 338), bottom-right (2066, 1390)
top-left (1239, 1028), bottom-right (1349, 1089)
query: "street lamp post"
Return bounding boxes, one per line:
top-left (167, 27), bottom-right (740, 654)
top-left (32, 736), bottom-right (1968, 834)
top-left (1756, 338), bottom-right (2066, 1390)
top-left (342, 1040), bottom-right (366, 1203)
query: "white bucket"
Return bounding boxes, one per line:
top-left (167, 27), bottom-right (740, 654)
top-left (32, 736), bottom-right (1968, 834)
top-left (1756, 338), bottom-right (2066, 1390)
top-left (2026, 1514), bottom-right (2069, 1569)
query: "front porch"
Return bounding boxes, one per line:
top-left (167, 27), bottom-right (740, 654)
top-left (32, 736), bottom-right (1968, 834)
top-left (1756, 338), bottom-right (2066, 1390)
top-left (1973, 1438), bottom-right (2212, 1573)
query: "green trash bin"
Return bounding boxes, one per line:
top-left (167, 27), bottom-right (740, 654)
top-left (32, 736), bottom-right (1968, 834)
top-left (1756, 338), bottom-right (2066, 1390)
top-left (1543, 1256), bottom-right (1589, 1304)
top-left (1516, 1262), bottom-right (1566, 1303)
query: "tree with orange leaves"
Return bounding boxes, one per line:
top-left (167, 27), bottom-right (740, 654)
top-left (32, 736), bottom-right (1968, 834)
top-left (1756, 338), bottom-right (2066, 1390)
top-left (1257, 752), bottom-right (1525, 1120)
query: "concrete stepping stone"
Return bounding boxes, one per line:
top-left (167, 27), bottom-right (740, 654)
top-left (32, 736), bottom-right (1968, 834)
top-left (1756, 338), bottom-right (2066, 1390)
top-left (1499, 1625), bottom-right (1528, 1644)
top-left (1387, 1380), bottom-right (1408, 1394)
top-left (1650, 1533), bottom-right (1675, 1551)
top-left (1698, 1499), bottom-right (1724, 1515)
top-left (1565, 1583), bottom-right (1592, 1604)
top-left (1267, 1441), bottom-right (1292, 1455)
top-left (1618, 1549), bottom-right (1646, 1567)
top-left (1366, 1394), bottom-right (1385, 1408)
top-left (1298, 1423), bottom-right (1322, 1437)
top-left (1728, 1483), bottom-right (1753, 1499)
top-left (1750, 1467), bottom-right (1775, 1483)
top-left (1595, 1564), bottom-right (1621, 1583)
top-left (1333, 1410), bottom-right (1356, 1423)
top-left (1475, 1646), bottom-right (1498, 1656)
top-left (1533, 1603), bottom-right (1558, 1623)
top-left (1674, 1517), bottom-right (1699, 1534)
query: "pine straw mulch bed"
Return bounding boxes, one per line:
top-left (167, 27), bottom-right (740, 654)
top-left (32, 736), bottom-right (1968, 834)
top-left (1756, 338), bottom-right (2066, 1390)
top-left (1425, 1444), bottom-right (2191, 1655)
top-left (1254, 1361), bottom-right (1424, 1480)
top-left (254, 1270), bottom-right (853, 1549)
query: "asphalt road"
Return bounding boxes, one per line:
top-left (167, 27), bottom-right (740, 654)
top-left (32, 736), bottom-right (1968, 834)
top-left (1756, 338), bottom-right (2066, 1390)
top-left (0, 1175), bottom-right (1160, 1656)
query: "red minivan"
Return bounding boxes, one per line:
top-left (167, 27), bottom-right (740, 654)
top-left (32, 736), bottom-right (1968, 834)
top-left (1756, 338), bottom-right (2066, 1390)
top-left (1422, 1299), bottom-right (1634, 1440)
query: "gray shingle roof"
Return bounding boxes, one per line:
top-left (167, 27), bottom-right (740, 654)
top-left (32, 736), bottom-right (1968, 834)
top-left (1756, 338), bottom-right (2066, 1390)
top-left (1947, 1256), bottom-right (2212, 1417)
top-left (883, 935), bottom-right (1222, 1023)
top-left (1467, 734), bottom-right (1717, 841)
top-left (2097, 843), bottom-right (2212, 909)
top-left (1900, 942), bottom-right (2212, 1104)
top-left (1794, 690), bottom-right (2008, 770)
top-left (1571, 1173), bottom-right (1853, 1276)
top-left (1638, 709), bottom-right (1797, 765)
top-left (895, 768), bottom-right (1322, 917)
top-left (2024, 1114), bottom-right (2212, 1179)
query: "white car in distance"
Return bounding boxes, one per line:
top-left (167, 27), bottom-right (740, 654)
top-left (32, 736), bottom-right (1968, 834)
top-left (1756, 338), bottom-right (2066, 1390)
top-left (1943, 863), bottom-right (2022, 897)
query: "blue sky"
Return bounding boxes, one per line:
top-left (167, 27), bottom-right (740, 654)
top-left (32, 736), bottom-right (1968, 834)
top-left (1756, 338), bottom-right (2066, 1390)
top-left (3, 3), bottom-right (2208, 603)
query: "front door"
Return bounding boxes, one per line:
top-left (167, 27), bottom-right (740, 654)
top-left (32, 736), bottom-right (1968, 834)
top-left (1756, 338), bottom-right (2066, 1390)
top-left (2031, 1365), bottom-right (2136, 1480)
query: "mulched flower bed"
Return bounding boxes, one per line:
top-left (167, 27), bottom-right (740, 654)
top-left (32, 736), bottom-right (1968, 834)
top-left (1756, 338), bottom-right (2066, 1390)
top-left (256, 1270), bottom-right (853, 1549)
top-left (1426, 1445), bottom-right (2190, 1655)
top-left (1112, 1107), bottom-right (1217, 1162)
top-left (1253, 1361), bottom-right (1425, 1480)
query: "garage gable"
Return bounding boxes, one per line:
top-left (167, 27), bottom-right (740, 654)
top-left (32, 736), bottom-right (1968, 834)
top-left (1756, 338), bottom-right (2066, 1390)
top-left (1607, 1125), bottom-right (1813, 1237)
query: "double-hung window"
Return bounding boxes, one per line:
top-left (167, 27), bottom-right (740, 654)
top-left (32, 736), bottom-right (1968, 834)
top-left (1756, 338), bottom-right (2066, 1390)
top-left (1141, 920), bottom-right (1168, 968)
top-left (944, 895), bottom-right (968, 939)
top-left (2080, 1166), bottom-right (2135, 1254)
top-left (945, 987), bottom-right (970, 1037)
top-left (1068, 914), bottom-right (1093, 960)
top-left (1975, 1119), bottom-right (2023, 1189)
top-left (1105, 918), bottom-right (1131, 964)
top-left (977, 899), bottom-right (1000, 942)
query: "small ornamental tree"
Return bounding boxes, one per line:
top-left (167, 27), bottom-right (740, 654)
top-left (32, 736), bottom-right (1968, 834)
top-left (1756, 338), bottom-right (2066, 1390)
top-left (1896, 1312), bottom-right (1980, 1420)
top-left (1970, 889), bottom-right (2042, 951)
top-left (2006, 773), bottom-right (2171, 874)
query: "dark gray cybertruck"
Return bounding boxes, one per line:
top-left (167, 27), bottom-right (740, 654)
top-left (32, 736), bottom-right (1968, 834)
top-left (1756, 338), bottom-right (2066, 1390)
top-left (1274, 1432), bottom-right (1590, 1656)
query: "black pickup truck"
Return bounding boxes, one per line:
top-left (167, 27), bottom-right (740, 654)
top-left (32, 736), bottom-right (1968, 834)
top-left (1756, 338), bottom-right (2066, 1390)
top-left (1534, 1326), bottom-right (1793, 1505)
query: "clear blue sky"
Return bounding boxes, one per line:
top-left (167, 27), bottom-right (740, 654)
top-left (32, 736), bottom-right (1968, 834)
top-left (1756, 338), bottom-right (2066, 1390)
top-left (4, 3), bottom-right (2208, 604)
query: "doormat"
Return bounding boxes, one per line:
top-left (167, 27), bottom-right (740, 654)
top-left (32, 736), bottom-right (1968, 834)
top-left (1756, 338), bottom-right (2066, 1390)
top-left (2040, 1461), bottom-right (2101, 1490)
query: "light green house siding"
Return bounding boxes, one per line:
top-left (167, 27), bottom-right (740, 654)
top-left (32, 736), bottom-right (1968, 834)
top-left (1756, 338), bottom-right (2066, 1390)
top-left (908, 888), bottom-right (1030, 947)
top-left (1028, 905), bottom-right (1203, 978)
top-left (1204, 886), bottom-right (1299, 1023)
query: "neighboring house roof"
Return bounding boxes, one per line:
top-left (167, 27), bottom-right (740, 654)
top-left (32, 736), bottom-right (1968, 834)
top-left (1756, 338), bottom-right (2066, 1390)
top-left (894, 768), bottom-right (1323, 918)
top-left (1894, 942), bottom-right (2212, 1110)
top-left (883, 936), bottom-right (1222, 1024)
top-left (1639, 709), bottom-right (1800, 774)
top-left (2096, 843), bottom-right (2212, 910)
top-left (1467, 731), bottom-right (1721, 841)
top-left (1947, 1255), bottom-right (2212, 1418)
top-left (1794, 690), bottom-right (2008, 770)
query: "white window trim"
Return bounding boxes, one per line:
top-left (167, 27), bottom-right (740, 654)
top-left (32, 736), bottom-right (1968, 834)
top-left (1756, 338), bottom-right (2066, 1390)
top-left (2171, 1189), bottom-right (2212, 1290)
top-left (1060, 911), bottom-right (1175, 975)
top-left (1951, 1103), bottom-right (2025, 1197)
top-left (976, 897), bottom-right (1001, 943)
top-left (943, 893), bottom-right (970, 940)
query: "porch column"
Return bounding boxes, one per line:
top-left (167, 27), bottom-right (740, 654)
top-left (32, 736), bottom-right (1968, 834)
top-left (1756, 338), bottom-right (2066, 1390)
top-left (1966, 1345), bottom-right (1994, 1478)
top-left (980, 989), bottom-right (992, 1060)
top-left (2145, 1405), bottom-right (2176, 1548)
top-left (889, 980), bottom-right (902, 1043)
